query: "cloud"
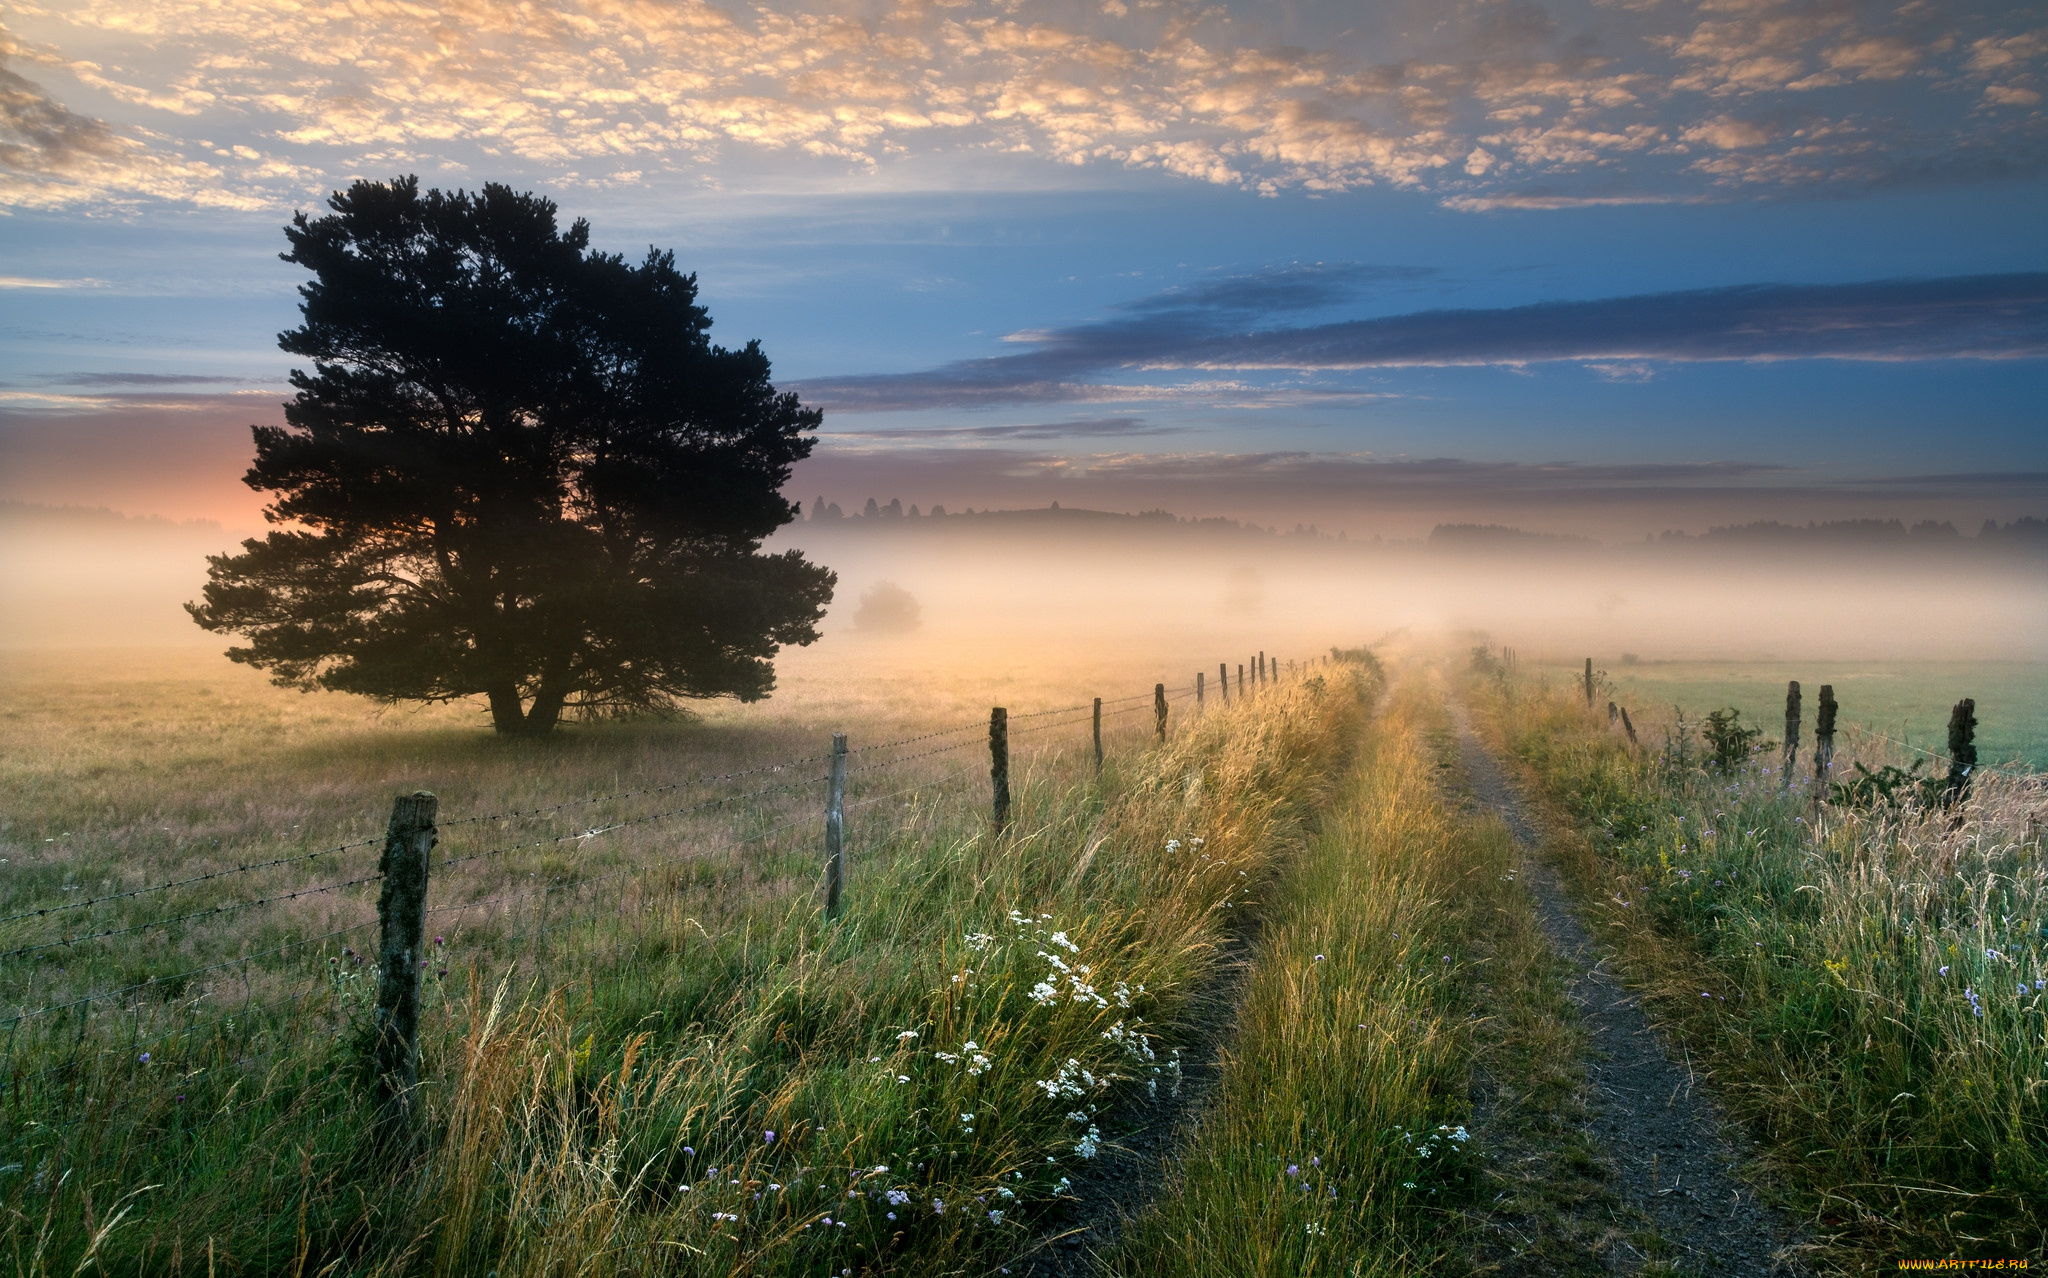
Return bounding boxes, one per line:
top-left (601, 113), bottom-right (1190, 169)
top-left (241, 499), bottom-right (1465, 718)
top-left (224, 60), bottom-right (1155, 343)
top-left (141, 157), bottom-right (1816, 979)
top-left (3, 0), bottom-right (2043, 209)
top-left (0, 274), bottom-right (105, 289)
top-left (0, 22), bottom-right (264, 209)
top-left (834, 416), bottom-right (1191, 441)
top-left (796, 271), bottom-right (2048, 411)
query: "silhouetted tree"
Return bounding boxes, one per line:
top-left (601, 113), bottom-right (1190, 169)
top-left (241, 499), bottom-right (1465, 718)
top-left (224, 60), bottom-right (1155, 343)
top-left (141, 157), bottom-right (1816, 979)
top-left (188, 177), bottom-right (834, 735)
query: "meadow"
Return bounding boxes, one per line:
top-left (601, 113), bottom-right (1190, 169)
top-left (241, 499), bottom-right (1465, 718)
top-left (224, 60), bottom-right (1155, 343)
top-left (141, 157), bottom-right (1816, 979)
top-left (1472, 659), bottom-right (2048, 1265)
top-left (5, 628), bottom-right (2043, 1275)
top-left (1576, 657), bottom-right (2048, 771)
top-left (0, 637), bottom-right (1406, 1274)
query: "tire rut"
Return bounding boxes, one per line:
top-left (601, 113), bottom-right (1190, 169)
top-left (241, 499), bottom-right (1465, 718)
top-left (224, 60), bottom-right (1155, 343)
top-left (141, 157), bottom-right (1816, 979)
top-left (1448, 698), bottom-right (1806, 1277)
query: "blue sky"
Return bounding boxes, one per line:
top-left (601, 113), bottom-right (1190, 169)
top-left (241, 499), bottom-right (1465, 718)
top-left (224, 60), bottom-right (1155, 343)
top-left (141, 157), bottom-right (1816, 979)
top-left (1, 0), bottom-right (2044, 536)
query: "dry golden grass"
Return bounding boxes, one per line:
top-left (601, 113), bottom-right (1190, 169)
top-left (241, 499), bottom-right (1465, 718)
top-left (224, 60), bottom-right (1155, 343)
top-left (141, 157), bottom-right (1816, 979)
top-left (0, 637), bottom-right (1357, 1275)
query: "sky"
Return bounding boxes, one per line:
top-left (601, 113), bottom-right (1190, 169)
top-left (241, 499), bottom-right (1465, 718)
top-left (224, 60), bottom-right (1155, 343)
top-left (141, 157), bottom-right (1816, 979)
top-left (2, 0), bottom-right (2045, 539)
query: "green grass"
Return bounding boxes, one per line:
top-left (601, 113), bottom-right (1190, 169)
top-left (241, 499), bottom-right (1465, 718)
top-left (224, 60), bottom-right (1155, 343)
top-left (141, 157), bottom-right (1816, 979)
top-left (1472, 662), bottom-right (2048, 1268)
top-left (1556, 657), bottom-right (2048, 770)
top-left (1104, 671), bottom-right (1517, 1276)
top-left (0, 647), bottom-right (1371, 1275)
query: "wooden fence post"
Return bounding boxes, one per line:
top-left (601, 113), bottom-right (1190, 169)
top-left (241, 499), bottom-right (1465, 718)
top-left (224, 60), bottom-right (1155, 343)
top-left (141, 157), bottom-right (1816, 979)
top-left (1608, 700), bottom-right (1618, 724)
top-left (990, 707), bottom-right (1011, 831)
top-left (1620, 706), bottom-right (1638, 746)
top-left (1239, 663), bottom-right (1246, 697)
top-left (1781, 681), bottom-right (1802, 785)
top-left (1259, 651), bottom-right (1267, 685)
top-left (374, 790), bottom-right (436, 1136)
top-left (1943, 698), bottom-right (1977, 808)
top-left (1154, 683), bottom-right (1167, 742)
top-left (1814, 685), bottom-right (1838, 779)
top-left (825, 733), bottom-right (848, 918)
top-left (1092, 698), bottom-right (1103, 772)
top-left (1196, 670), bottom-right (1204, 710)
top-left (1219, 662), bottom-right (1229, 705)
top-left (1583, 658), bottom-right (1594, 707)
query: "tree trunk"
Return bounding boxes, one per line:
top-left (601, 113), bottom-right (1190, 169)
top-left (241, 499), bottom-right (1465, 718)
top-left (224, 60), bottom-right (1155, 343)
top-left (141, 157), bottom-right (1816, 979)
top-left (487, 685), bottom-right (526, 735)
top-left (522, 672), bottom-right (573, 736)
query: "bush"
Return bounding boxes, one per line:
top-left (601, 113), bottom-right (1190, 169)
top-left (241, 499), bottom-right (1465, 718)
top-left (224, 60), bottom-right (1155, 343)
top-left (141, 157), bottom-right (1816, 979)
top-left (852, 581), bottom-right (922, 633)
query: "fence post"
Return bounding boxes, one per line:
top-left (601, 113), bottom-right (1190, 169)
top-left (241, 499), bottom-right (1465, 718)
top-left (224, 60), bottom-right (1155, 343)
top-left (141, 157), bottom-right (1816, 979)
top-left (1781, 680), bottom-right (1802, 785)
top-left (1608, 700), bottom-right (1618, 725)
top-left (1943, 698), bottom-right (1977, 808)
top-left (824, 733), bottom-right (848, 918)
top-left (1620, 706), bottom-right (1638, 746)
top-left (1219, 662), bottom-right (1229, 705)
top-left (1259, 651), bottom-right (1267, 685)
top-left (1239, 663), bottom-right (1246, 697)
top-left (374, 790), bottom-right (436, 1137)
top-left (1154, 684), bottom-right (1167, 742)
top-left (1583, 658), bottom-right (1594, 707)
top-left (1196, 670), bottom-right (1204, 710)
top-left (1814, 685), bottom-right (1838, 780)
top-left (990, 707), bottom-right (1011, 831)
top-left (1092, 698), bottom-right (1104, 772)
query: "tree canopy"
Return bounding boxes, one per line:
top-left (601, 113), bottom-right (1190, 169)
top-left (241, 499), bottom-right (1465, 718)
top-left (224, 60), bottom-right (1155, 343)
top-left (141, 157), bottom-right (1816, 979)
top-left (188, 177), bottom-right (835, 735)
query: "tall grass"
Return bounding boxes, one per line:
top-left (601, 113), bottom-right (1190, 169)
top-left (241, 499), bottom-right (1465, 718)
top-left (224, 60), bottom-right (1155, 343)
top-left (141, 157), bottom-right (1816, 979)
top-left (1108, 672), bottom-right (1514, 1276)
top-left (2, 660), bottom-right (1364, 1274)
top-left (1471, 665), bottom-right (2048, 1262)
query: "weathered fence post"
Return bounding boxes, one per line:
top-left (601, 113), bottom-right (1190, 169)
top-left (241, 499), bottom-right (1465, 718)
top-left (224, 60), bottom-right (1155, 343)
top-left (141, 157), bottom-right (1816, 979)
top-left (1238, 663), bottom-right (1246, 697)
top-left (1154, 683), bottom-right (1167, 742)
top-left (1259, 651), bottom-right (1267, 685)
top-left (1814, 685), bottom-right (1838, 779)
top-left (1781, 680), bottom-right (1802, 785)
top-left (374, 790), bottom-right (436, 1137)
top-left (1583, 658), bottom-right (1594, 707)
top-left (1943, 698), bottom-right (1977, 809)
top-left (1219, 662), bottom-right (1230, 705)
top-left (1608, 700), bottom-right (1618, 725)
top-left (1092, 697), bottom-right (1103, 772)
top-left (990, 708), bottom-right (1011, 831)
top-left (824, 733), bottom-right (848, 918)
top-left (1196, 670), bottom-right (1204, 710)
top-left (1620, 706), bottom-right (1638, 746)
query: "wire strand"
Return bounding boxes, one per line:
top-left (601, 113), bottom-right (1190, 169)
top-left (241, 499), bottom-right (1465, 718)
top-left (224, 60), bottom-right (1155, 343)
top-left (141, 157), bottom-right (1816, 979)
top-left (0, 837), bottom-right (383, 928)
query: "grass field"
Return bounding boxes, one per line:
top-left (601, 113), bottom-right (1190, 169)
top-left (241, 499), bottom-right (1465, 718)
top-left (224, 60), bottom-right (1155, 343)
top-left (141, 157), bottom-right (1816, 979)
top-left (4, 634), bottom-right (2039, 1274)
top-left (1474, 660), bottom-right (2048, 1266)
top-left (1559, 657), bottom-right (2048, 770)
top-left (0, 638), bottom-right (1364, 1274)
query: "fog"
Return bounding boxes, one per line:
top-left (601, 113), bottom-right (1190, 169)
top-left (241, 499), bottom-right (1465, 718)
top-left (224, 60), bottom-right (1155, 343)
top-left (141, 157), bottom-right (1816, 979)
top-left (5, 501), bottom-right (2045, 678)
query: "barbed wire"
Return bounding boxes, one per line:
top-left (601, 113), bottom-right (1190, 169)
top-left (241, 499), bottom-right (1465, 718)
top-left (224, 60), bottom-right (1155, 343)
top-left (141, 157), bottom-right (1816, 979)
top-left (437, 752), bottom-right (837, 830)
top-left (845, 717), bottom-right (988, 755)
top-left (0, 869), bottom-right (385, 962)
top-left (844, 735), bottom-right (981, 776)
top-left (434, 770), bottom-right (830, 874)
top-left (0, 836), bottom-right (384, 929)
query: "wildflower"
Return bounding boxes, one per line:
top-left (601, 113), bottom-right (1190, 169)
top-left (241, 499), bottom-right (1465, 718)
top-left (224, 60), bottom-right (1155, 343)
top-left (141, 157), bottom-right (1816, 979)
top-left (899, 1030), bottom-right (919, 1041)
top-left (712, 1212), bottom-right (737, 1222)
top-left (886, 1189), bottom-right (910, 1206)
top-left (1075, 1126), bottom-right (1101, 1159)
top-left (897, 1075), bottom-right (910, 1083)
top-left (433, 935), bottom-right (443, 945)
top-left (1286, 1164), bottom-right (1299, 1178)
top-left (989, 1209), bottom-right (1005, 1224)
top-left (874, 1165), bottom-right (889, 1174)
top-left (1940, 966), bottom-right (1951, 976)
top-left (138, 1052), bottom-right (150, 1063)
top-left (1988, 948), bottom-right (2002, 960)
top-left (1029, 981), bottom-right (1059, 1005)
top-left (1314, 954), bottom-right (1325, 962)
top-left (886, 1212), bottom-right (896, 1220)
top-left (677, 1184), bottom-right (691, 1192)
top-left (933, 1199), bottom-right (945, 1214)
top-left (1311, 1156), bottom-right (1319, 1167)
top-left (764, 1130), bottom-right (775, 1143)
top-left (683, 1146), bottom-right (695, 1156)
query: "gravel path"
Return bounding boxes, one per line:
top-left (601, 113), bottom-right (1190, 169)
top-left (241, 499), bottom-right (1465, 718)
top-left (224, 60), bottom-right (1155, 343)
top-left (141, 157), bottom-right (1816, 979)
top-left (1449, 699), bottom-right (1807, 1276)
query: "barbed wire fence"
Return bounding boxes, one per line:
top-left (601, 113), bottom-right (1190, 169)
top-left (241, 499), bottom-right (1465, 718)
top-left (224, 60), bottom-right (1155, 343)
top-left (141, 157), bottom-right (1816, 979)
top-left (0, 649), bottom-right (1332, 1126)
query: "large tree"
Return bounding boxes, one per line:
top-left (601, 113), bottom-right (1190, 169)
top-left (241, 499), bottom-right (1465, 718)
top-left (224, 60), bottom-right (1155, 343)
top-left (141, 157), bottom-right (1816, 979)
top-left (188, 177), bottom-right (835, 735)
